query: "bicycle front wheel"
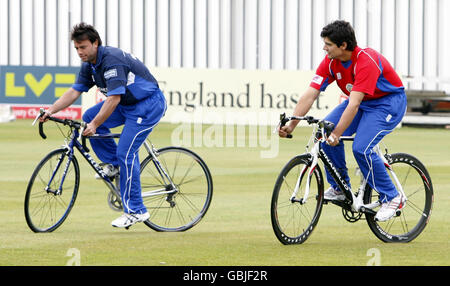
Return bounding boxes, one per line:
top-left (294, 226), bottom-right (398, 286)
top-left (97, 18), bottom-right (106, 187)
top-left (140, 146), bottom-right (213, 231)
top-left (271, 154), bottom-right (324, 244)
top-left (364, 153), bottom-right (433, 242)
top-left (24, 149), bottom-right (80, 232)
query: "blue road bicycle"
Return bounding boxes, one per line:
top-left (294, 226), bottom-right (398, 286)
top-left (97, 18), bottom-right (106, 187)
top-left (24, 109), bottom-right (213, 232)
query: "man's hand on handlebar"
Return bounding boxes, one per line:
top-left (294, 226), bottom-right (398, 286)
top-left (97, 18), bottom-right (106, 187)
top-left (39, 109), bottom-right (53, 123)
top-left (278, 125), bottom-right (293, 138)
top-left (326, 132), bottom-right (339, 146)
top-left (82, 122), bottom-right (97, 137)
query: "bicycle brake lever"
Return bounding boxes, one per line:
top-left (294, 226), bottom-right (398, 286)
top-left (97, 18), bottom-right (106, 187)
top-left (279, 113), bottom-right (293, 139)
top-left (78, 122), bottom-right (86, 142)
top-left (78, 122), bottom-right (90, 152)
top-left (32, 108), bottom-right (45, 126)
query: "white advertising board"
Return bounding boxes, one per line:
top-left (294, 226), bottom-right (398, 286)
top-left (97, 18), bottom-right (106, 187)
top-left (82, 67), bottom-right (343, 127)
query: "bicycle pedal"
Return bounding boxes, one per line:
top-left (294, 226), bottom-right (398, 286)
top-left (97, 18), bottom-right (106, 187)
top-left (360, 206), bottom-right (377, 216)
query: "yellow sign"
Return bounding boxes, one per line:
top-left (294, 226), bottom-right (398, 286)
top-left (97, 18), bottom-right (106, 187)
top-left (4, 71), bottom-right (76, 98)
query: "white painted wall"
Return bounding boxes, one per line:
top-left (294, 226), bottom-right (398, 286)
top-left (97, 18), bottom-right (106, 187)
top-left (1, 0), bottom-right (449, 92)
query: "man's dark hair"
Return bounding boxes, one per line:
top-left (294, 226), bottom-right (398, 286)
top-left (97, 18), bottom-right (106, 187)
top-left (71, 22), bottom-right (102, 46)
top-left (320, 20), bottom-right (357, 51)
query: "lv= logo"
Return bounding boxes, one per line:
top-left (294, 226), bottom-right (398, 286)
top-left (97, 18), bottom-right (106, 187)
top-left (5, 72), bottom-right (75, 98)
top-left (24, 73), bottom-right (53, 97)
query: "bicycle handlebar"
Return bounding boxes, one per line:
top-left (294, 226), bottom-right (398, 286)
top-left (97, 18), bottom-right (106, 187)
top-left (33, 108), bottom-right (90, 151)
top-left (279, 113), bottom-right (335, 139)
top-left (279, 113), bottom-right (293, 138)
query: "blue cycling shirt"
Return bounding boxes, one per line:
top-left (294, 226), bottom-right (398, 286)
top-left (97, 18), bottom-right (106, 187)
top-left (72, 46), bottom-right (160, 105)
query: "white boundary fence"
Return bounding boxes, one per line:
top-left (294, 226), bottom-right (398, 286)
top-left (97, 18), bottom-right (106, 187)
top-left (1, 0), bottom-right (450, 93)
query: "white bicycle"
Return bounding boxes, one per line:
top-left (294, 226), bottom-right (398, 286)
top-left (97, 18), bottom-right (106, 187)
top-left (271, 114), bottom-right (433, 244)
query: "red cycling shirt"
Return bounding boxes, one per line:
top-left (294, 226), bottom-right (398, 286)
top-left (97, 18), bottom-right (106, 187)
top-left (310, 46), bottom-right (404, 100)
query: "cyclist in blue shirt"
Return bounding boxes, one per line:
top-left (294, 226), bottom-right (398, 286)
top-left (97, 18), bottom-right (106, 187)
top-left (41, 23), bottom-right (167, 228)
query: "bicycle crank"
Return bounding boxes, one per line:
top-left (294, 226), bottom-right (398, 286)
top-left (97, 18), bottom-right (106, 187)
top-left (107, 191), bottom-right (123, 212)
top-left (342, 208), bottom-right (362, 223)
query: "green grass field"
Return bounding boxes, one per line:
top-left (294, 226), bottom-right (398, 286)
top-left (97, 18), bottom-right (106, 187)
top-left (0, 119), bottom-right (449, 266)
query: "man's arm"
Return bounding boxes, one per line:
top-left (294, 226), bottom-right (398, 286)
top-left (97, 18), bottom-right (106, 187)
top-left (326, 91), bottom-right (364, 146)
top-left (82, 94), bottom-right (121, 136)
top-left (40, 88), bottom-right (81, 121)
top-left (278, 86), bottom-right (320, 138)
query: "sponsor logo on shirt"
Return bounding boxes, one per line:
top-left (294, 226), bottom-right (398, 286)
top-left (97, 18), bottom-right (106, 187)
top-left (346, 83), bottom-right (353, 93)
top-left (104, 69), bottom-right (118, 80)
top-left (99, 87), bottom-right (108, 95)
top-left (312, 74), bottom-right (323, 85)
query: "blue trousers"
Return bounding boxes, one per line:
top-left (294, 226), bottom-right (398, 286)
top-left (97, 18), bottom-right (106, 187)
top-left (82, 91), bottom-right (167, 214)
top-left (321, 92), bottom-right (407, 202)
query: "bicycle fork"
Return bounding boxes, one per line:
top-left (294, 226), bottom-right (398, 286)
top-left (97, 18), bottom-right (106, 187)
top-left (45, 144), bottom-right (74, 196)
top-left (289, 143), bottom-right (320, 205)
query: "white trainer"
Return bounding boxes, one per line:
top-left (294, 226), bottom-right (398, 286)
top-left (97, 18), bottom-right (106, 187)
top-left (375, 194), bottom-right (406, 222)
top-left (324, 187), bottom-right (346, 201)
top-left (111, 212), bottom-right (150, 228)
top-left (95, 163), bottom-right (119, 179)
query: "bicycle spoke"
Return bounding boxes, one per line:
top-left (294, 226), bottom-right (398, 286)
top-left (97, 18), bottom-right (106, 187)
top-left (171, 152), bottom-right (181, 179)
top-left (177, 160), bottom-right (196, 186)
top-left (140, 148), bottom-right (212, 231)
top-left (177, 192), bottom-right (201, 214)
top-left (271, 155), bottom-right (323, 244)
top-left (141, 183), bottom-right (166, 189)
top-left (399, 211), bottom-right (409, 233)
top-left (143, 163), bottom-right (165, 186)
top-left (400, 166), bottom-right (412, 187)
top-left (143, 194), bottom-right (166, 205)
top-left (404, 186), bottom-right (423, 199)
top-left (405, 199), bottom-right (426, 216)
top-left (365, 153), bottom-right (432, 242)
top-left (177, 174), bottom-right (204, 186)
top-left (25, 149), bottom-right (79, 232)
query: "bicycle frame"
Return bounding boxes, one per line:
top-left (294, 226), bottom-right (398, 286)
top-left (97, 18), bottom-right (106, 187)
top-left (67, 132), bottom-right (179, 201)
top-left (48, 128), bottom-right (118, 197)
top-left (34, 110), bottom-right (179, 203)
top-left (286, 117), bottom-right (407, 214)
top-left (140, 140), bottom-right (178, 198)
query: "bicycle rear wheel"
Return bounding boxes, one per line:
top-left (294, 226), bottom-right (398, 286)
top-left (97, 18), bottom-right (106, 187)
top-left (140, 146), bottom-right (213, 231)
top-left (364, 153), bottom-right (433, 242)
top-left (24, 149), bottom-right (80, 232)
top-left (271, 154), bottom-right (324, 244)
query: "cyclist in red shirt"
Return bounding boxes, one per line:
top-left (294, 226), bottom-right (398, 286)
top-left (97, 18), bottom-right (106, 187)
top-left (279, 20), bottom-right (407, 222)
